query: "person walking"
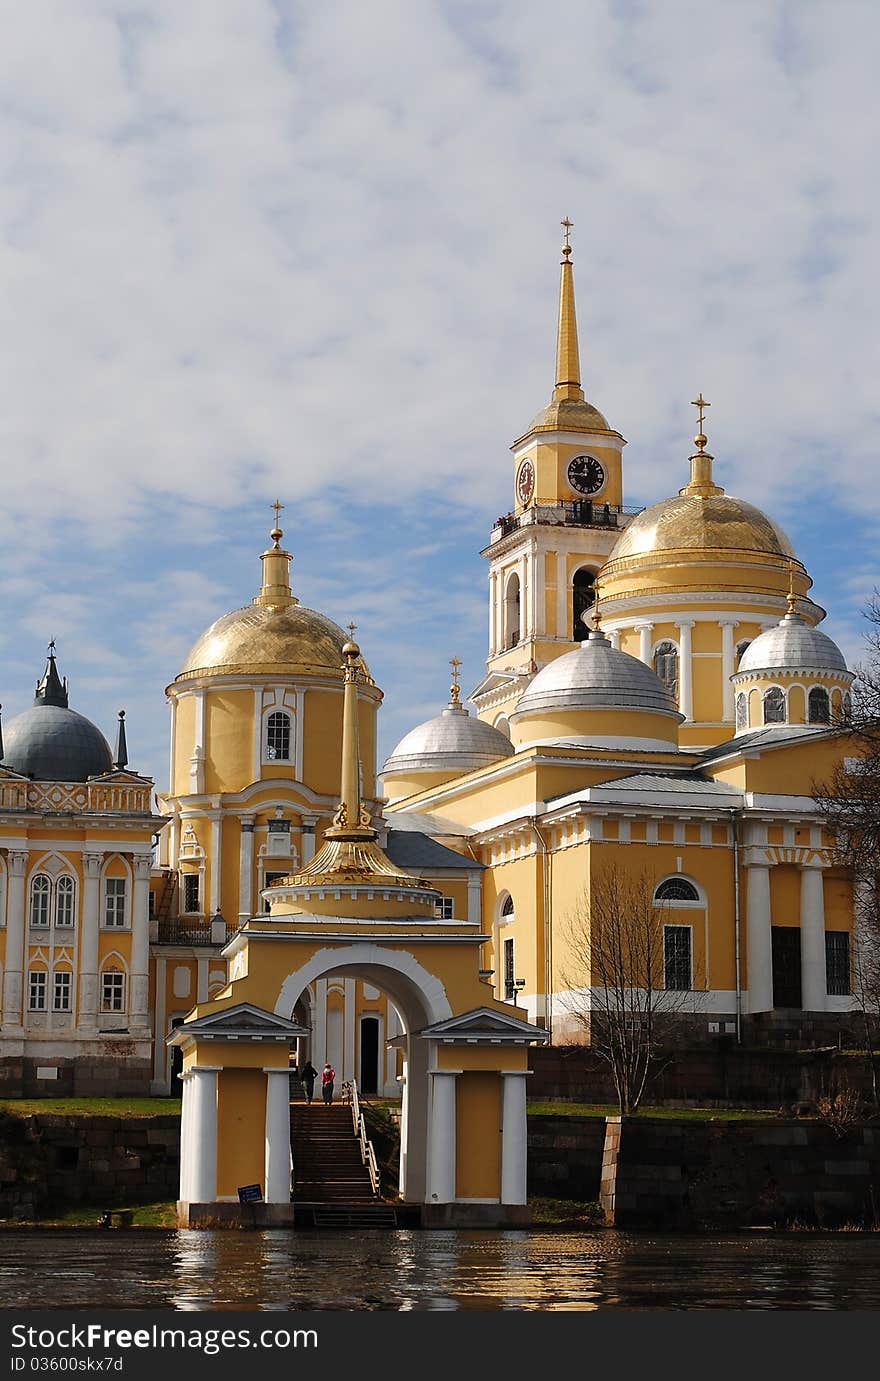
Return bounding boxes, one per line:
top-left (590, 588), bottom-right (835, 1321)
top-left (300, 1060), bottom-right (318, 1105)
top-left (321, 1062), bottom-right (336, 1105)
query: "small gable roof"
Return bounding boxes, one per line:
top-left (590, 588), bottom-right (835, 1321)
top-left (167, 1001), bottom-right (308, 1046)
top-left (419, 1006), bottom-right (546, 1045)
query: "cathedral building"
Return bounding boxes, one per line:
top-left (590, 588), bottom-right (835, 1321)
top-left (0, 228), bottom-right (860, 1096)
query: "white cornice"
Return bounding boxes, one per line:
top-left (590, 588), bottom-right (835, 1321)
top-left (511, 431), bottom-right (626, 459)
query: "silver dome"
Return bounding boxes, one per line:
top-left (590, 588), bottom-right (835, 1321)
top-left (382, 702), bottom-right (514, 777)
top-left (512, 630), bottom-right (682, 719)
top-left (736, 613), bottom-right (848, 675)
top-left (2, 705), bottom-right (113, 782)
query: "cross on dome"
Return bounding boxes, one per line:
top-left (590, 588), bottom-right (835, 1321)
top-left (561, 216), bottom-right (574, 259)
top-left (449, 656), bottom-right (462, 705)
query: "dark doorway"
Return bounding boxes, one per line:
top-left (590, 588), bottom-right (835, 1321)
top-left (170, 1018), bottom-right (185, 1092)
top-left (771, 927), bottom-right (802, 1009)
top-left (360, 1016), bottom-right (380, 1095)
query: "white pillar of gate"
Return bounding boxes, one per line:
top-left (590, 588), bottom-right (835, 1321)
top-left (264, 1067), bottom-right (292, 1203)
top-left (745, 853), bottom-right (773, 1014)
top-left (185, 1066), bottom-right (219, 1203)
top-left (397, 1059), bottom-right (409, 1198)
top-left (426, 1069), bottom-right (458, 1204)
top-left (800, 860), bottom-right (827, 1013)
top-left (500, 1071), bottom-right (529, 1205)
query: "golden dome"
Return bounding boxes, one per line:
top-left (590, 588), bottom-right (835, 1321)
top-left (608, 491), bottom-right (796, 564)
top-left (174, 602), bottom-right (356, 684)
top-left (518, 395), bottom-right (615, 442)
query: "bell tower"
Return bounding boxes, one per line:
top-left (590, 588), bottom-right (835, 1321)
top-left (472, 222), bottom-right (631, 728)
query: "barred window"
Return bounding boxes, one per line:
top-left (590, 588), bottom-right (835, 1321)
top-left (503, 936), bottom-right (515, 999)
top-left (55, 875), bottom-right (75, 927)
top-left (763, 686), bottom-right (785, 724)
top-left (104, 877), bottom-right (127, 927)
top-left (825, 932), bottom-right (850, 996)
top-left (735, 639), bottom-right (752, 671)
top-left (735, 692), bottom-right (748, 731)
top-left (664, 925), bottom-right (692, 991)
top-left (434, 897), bottom-right (454, 919)
top-left (653, 641), bottom-right (679, 700)
top-left (53, 971), bottom-right (72, 1012)
top-left (655, 877), bottom-right (700, 903)
top-left (182, 874), bottom-right (200, 914)
top-left (30, 875), bottom-right (50, 927)
top-left (101, 969), bottom-right (126, 1013)
top-left (28, 970), bottom-right (47, 1012)
top-left (266, 712), bottom-right (291, 761)
top-left (808, 687), bottom-right (830, 725)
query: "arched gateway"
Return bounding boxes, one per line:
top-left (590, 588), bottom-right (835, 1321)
top-left (171, 638), bottom-right (545, 1227)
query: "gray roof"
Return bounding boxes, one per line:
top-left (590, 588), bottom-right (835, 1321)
top-left (736, 613), bottom-right (848, 675)
top-left (382, 702), bottom-right (513, 776)
top-left (513, 630), bottom-right (681, 719)
top-left (2, 704), bottom-right (113, 782)
top-left (385, 829), bottom-right (483, 871)
top-left (699, 726), bottom-right (829, 763)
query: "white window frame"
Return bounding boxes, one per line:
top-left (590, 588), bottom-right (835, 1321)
top-left (103, 876), bottom-right (128, 929)
top-left (30, 875), bottom-right (51, 928)
top-left (182, 873), bottom-right (201, 915)
top-left (101, 969), bottom-right (126, 1014)
top-left (28, 970), bottom-right (47, 1012)
top-left (434, 896), bottom-right (454, 920)
top-left (53, 970), bottom-right (72, 1012)
top-left (265, 710), bottom-right (292, 762)
top-left (55, 875), bottom-right (76, 928)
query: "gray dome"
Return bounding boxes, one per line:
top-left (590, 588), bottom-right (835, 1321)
top-left (737, 613), bottom-right (848, 675)
top-left (382, 702), bottom-right (514, 777)
top-left (2, 705), bottom-right (113, 782)
top-left (513, 630), bottom-right (682, 718)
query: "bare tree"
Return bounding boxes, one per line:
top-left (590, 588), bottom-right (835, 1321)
top-left (813, 593), bottom-right (880, 1104)
top-left (559, 863), bottom-right (706, 1114)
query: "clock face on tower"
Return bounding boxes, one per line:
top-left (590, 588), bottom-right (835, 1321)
top-left (516, 459), bottom-right (535, 506)
top-left (567, 454), bottom-right (606, 496)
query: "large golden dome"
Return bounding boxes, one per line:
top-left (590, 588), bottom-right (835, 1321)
top-left (174, 602), bottom-right (353, 683)
top-left (609, 491), bottom-right (796, 563)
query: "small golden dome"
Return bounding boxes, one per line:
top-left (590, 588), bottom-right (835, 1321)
top-left (608, 492), bottom-right (796, 563)
top-left (174, 603), bottom-right (360, 683)
top-left (518, 395), bottom-right (614, 442)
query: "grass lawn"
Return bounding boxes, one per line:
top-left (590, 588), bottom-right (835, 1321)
top-left (527, 1100), bottom-right (781, 1120)
top-left (528, 1196), bottom-right (604, 1227)
top-left (0, 1201), bottom-right (179, 1229)
top-left (0, 1097), bottom-right (181, 1119)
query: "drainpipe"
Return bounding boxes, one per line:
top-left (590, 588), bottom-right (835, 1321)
top-left (730, 809), bottom-right (743, 1045)
top-left (531, 817), bottom-right (552, 1044)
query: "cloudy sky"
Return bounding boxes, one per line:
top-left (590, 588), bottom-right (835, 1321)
top-left (0, 0), bottom-right (878, 788)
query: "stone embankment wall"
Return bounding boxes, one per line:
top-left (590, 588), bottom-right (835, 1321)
top-left (0, 1113), bottom-right (179, 1220)
top-left (527, 1115), bottom-right (606, 1201)
top-left (530, 1045), bottom-right (876, 1109)
top-left (0, 1054), bottom-right (152, 1098)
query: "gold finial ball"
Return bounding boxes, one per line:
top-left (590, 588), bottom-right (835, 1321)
top-left (694, 433), bottom-right (707, 450)
top-left (342, 639), bottom-right (360, 659)
top-left (270, 526), bottom-right (283, 542)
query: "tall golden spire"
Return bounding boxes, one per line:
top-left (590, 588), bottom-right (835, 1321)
top-left (679, 394), bottom-right (724, 498)
top-left (327, 634), bottom-right (373, 839)
top-left (254, 501), bottom-right (298, 608)
top-left (553, 217), bottom-right (583, 403)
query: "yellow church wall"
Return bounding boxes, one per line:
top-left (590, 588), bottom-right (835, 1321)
top-left (221, 817), bottom-right (242, 919)
top-left (383, 768), bottom-right (465, 800)
top-left (788, 686), bottom-right (806, 724)
top-left (734, 736), bottom-right (849, 794)
top-left (511, 707), bottom-right (678, 748)
top-left (173, 696), bottom-right (196, 796)
top-left (770, 866), bottom-right (801, 926)
top-left (437, 1046), bottom-right (525, 1072)
top-left (204, 690), bottom-right (254, 794)
top-left (824, 871), bottom-right (853, 935)
top-left (301, 689), bottom-right (343, 795)
top-left (692, 656), bottom-right (723, 722)
top-left (216, 1068), bottom-right (267, 1199)
top-left (455, 1072), bottom-right (501, 1200)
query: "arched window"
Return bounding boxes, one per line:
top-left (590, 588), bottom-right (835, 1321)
top-left (30, 875), bottom-right (50, 928)
top-left (763, 686), bottom-right (785, 724)
top-left (55, 876), bottom-right (75, 928)
top-left (493, 715), bottom-right (511, 740)
top-left (735, 692), bottom-right (748, 731)
top-left (572, 568), bottom-right (597, 638)
top-left (500, 894), bottom-right (515, 922)
top-left (735, 639), bottom-right (752, 670)
top-left (843, 692), bottom-right (852, 722)
top-left (266, 711), bottom-right (291, 761)
top-left (653, 641), bottom-right (678, 700)
top-left (808, 687), bottom-right (830, 725)
top-left (504, 573), bottom-right (520, 649)
top-left (654, 877), bottom-right (700, 903)
top-left (101, 966), bottom-right (126, 1014)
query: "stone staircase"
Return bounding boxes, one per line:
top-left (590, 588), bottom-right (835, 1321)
top-left (290, 1102), bottom-right (398, 1228)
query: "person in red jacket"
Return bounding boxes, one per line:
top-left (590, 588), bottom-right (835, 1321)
top-left (321, 1063), bottom-right (336, 1104)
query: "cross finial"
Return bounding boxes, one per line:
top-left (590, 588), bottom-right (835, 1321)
top-left (272, 499), bottom-right (283, 525)
top-left (48, 638), bottom-right (56, 655)
top-left (691, 393), bottom-right (710, 450)
top-left (449, 655), bottom-right (462, 704)
top-left (348, 621), bottom-right (357, 639)
top-left (561, 216), bottom-right (574, 259)
top-left (269, 499), bottom-right (284, 548)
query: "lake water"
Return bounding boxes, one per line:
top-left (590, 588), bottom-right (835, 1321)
top-left (2, 1229), bottom-right (880, 1310)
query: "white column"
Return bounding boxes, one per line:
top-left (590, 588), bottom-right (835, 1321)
top-left (188, 1066), bottom-right (219, 1203)
top-left (532, 548), bottom-right (545, 639)
top-left (168, 699), bottom-right (177, 797)
top-left (190, 690), bottom-right (206, 793)
top-left (636, 621), bottom-right (654, 666)
top-left (343, 977), bottom-right (356, 1081)
top-left (264, 1067), bottom-right (292, 1204)
top-left (609, 627), bottom-right (621, 650)
top-left (152, 957), bottom-right (167, 1088)
top-left (209, 815), bottom-right (222, 915)
top-left (489, 571), bottom-right (497, 655)
top-left (131, 856), bottom-right (151, 1031)
top-left (500, 1071), bottom-right (529, 1205)
top-left (179, 1069), bottom-right (193, 1202)
top-left (294, 688), bottom-right (305, 779)
top-left (467, 875), bottom-right (482, 925)
top-left (719, 619), bottom-right (737, 721)
top-left (746, 857), bottom-right (774, 1014)
top-left (2, 851), bottom-right (28, 1028)
top-left (427, 1069), bottom-right (458, 1204)
top-left (677, 621), bottom-right (694, 720)
top-left (77, 852), bottom-right (104, 1031)
top-left (556, 552), bottom-right (567, 640)
top-left (519, 553), bottom-right (529, 640)
top-left (397, 1058), bottom-right (409, 1198)
top-left (313, 979), bottom-right (326, 1064)
top-left (239, 817), bottom-right (255, 921)
top-left (800, 862), bottom-right (827, 1013)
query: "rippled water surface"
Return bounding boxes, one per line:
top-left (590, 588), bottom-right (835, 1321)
top-left (3, 1230), bottom-right (880, 1310)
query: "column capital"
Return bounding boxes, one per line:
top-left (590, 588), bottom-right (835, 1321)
top-left (133, 856), bottom-right (152, 879)
top-left (675, 619), bottom-right (696, 630)
top-left (717, 617), bottom-right (739, 628)
top-left (82, 852), bottom-right (105, 878)
top-left (633, 619), bottom-right (655, 631)
top-left (240, 815), bottom-right (256, 832)
top-left (7, 851), bottom-right (29, 876)
top-left (743, 846), bottom-right (771, 869)
top-left (429, 1067), bottom-right (462, 1078)
top-left (798, 854), bottom-right (828, 871)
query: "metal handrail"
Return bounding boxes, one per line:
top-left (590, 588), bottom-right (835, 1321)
top-left (347, 1078), bottom-right (381, 1197)
top-left (492, 500), bottom-right (642, 539)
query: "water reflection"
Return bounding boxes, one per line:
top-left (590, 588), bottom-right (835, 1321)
top-left (1, 1230), bottom-right (878, 1310)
